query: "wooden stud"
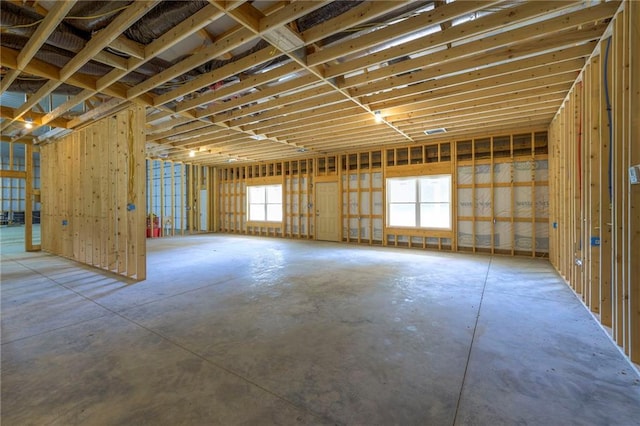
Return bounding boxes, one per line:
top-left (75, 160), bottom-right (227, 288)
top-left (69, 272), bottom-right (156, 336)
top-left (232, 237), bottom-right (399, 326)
top-left (628, 0), bottom-right (640, 364)
top-left (612, 11), bottom-right (627, 349)
top-left (588, 58), bottom-right (601, 314)
top-left (24, 143), bottom-right (33, 251)
top-left (546, 2), bottom-right (639, 365)
top-left (600, 36), bottom-right (614, 327)
top-left (107, 115), bottom-right (117, 270)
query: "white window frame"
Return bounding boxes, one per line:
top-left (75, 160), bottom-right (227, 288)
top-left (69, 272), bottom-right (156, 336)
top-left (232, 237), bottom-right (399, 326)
top-left (246, 184), bottom-right (283, 223)
top-left (386, 174), bottom-right (452, 230)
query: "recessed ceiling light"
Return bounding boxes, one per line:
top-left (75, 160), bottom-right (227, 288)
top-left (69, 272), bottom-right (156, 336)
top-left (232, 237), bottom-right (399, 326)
top-left (189, 150), bottom-right (196, 157)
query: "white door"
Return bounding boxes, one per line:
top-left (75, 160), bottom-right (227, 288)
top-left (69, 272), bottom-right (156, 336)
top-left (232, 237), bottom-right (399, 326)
top-left (315, 182), bottom-right (340, 242)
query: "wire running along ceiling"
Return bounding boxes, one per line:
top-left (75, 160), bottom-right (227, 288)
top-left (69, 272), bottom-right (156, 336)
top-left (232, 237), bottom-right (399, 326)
top-left (0, 0), bottom-right (618, 165)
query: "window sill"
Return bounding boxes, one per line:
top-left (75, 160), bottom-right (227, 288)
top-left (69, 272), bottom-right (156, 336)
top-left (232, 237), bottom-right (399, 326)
top-left (385, 227), bottom-right (452, 238)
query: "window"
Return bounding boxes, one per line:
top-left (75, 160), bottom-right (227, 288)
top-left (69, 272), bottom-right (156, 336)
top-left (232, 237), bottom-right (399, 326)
top-left (386, 174), bottom-right (451, 229)
top-left (247, 184), bottom-right (282, 222)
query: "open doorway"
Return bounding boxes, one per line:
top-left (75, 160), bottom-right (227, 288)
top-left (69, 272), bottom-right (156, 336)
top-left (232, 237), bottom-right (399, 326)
top-left (0, 141), bottom-right (41, 252)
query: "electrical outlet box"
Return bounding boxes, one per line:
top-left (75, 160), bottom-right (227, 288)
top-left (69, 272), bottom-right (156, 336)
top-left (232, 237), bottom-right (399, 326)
top-left (630, 165), bottom-right (640, 184)
top-left (591, 236), bottom-right (600, 247)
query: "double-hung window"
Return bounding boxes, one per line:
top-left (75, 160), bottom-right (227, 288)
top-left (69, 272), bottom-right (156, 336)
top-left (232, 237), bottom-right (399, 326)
top-left (247, 184), bottom-right (282, 222)
top-left (386, 174), bottom-right (451, 229)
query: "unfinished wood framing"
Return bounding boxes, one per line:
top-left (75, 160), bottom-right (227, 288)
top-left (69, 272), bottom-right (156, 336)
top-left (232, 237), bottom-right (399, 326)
top-left (216, 129), bottom-right (548, 258)
top-left (145, 159), bottom-right (205, 237)
top-left (455, 132), bottom-right (549, 257)
top-left (218, 159), bottom-right (315, 238)
top-left (40, 106), bottom-right (146, 280)
top-left (0, 0), bottom-right (635, 367)
top-left (2, 2), bottom-right (618, 168)
top-left (548, 2), bottom-right (639, 364)
top-left (0, 142), bottom-right (27, 226)
top-left (341, 151), bottom-right (384, 245)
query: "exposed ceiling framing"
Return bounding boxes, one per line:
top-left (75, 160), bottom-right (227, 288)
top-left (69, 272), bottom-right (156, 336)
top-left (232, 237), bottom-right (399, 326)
top-left (0, 0), bottom-right (619, 165)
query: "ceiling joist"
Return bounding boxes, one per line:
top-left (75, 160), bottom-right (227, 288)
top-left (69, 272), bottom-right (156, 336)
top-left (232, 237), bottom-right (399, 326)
top-left (0, 0), bottom-right (620, 163)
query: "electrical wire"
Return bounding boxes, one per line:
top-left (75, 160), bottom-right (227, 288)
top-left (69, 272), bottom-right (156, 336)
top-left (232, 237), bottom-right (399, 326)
top-left (603, 36), bottom-right (613, 202)
top-left (577, 81), bottom-right (582, 203)
top-left (0, 5), bottom-right (130, 32)
top-left (128, 109), bottom-right (136, 205)
top-left (1, 20), bottom-right (43, 31)
top-left (13, 76), bottom-right (47, 81)
top-left (65, 6), bottom-right (130, 20)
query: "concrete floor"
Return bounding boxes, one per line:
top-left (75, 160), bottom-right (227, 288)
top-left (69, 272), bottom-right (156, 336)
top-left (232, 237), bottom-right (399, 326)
top-left (2, 230), bottom-right (640, 425)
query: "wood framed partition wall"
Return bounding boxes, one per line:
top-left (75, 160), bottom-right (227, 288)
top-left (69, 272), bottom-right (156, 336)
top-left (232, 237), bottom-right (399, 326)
top-left (40, 106), bottom-right (146, 280)
top-left (216, 129), bottom-right (550, 258)
top-left (217, 159), bottom-right (315, 238)
top-left (145, 159), bottom-right (208, 237)
top-left (549, 1), bottom-right (639, 364)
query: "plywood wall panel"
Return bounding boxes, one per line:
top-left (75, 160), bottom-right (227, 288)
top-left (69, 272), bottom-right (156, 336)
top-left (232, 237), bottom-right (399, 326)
top-left (41, 106), bottom-right (146, 280)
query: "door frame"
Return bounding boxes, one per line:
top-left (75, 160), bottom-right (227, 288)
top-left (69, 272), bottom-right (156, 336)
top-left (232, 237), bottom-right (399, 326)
top-left (0, 142), bottom-right (40, 252)
top-left (25, 143), bottom-right (41, 251)
top-left (315, 179), bottom-right (340, 242)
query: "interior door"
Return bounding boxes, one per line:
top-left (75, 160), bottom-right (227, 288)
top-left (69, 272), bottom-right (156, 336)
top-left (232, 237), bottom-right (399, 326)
top-left (315, 181), bottom-right (340, 242)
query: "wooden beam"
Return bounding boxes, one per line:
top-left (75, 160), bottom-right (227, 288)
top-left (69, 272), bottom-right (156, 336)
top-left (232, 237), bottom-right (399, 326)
top-left (223, 1), bottom-right (262, 32)
top-left (246, 105), bottom-right (364, 135)
top-left (307, 0), bottom-right (499, 67)
top-left (0, 170), bottom-right (27, 179)
top-left (2, 1), bottom-right (161, 130)
top-left (147, 120), bottom-right (215, 142)
top-left (1, 1), bottom-right (76, 94)
top-left (396, 95), bottom-right (565, 129)
top-left (343, 21), bottom-right (607, 91)
top-left (217, 0), bottom-right (414, 143)
top-left (67, 98), bottom-right (129, 129)
top-left (300, 1), bottom-right (412, 45)
top-left (154, 46), bottom-right (285, 107)
top-left (326, 1), bottom-right (590, 79)
top-left (127, 27), bottom-right (256, 99)
top-left (200, 73), bottom-right (319, 117)
top-left (363, 57), bottom-right (585, 107)
top-left (0, 69), bottom-right (21, 95)
top-left (628, 0), bottom-right (640, 364)
top-left (62, 2), bottom-right (161, 82)
top-left (0, 105), bottom-right (70, 128)
top-left (259, 1), bottom-right (327, 33)
top-left (379, 74), bottom-right (576, 117)
top-left (17, 1), bottom-right (77, 70)
top-left (109, 36), bottom-right (145, 59)
top-left (349, 42), bottom-right (591, 97)
top-left (212, 86), bottom-right (338, 123)
top-left (226, 92), bottom-right (348, 127)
